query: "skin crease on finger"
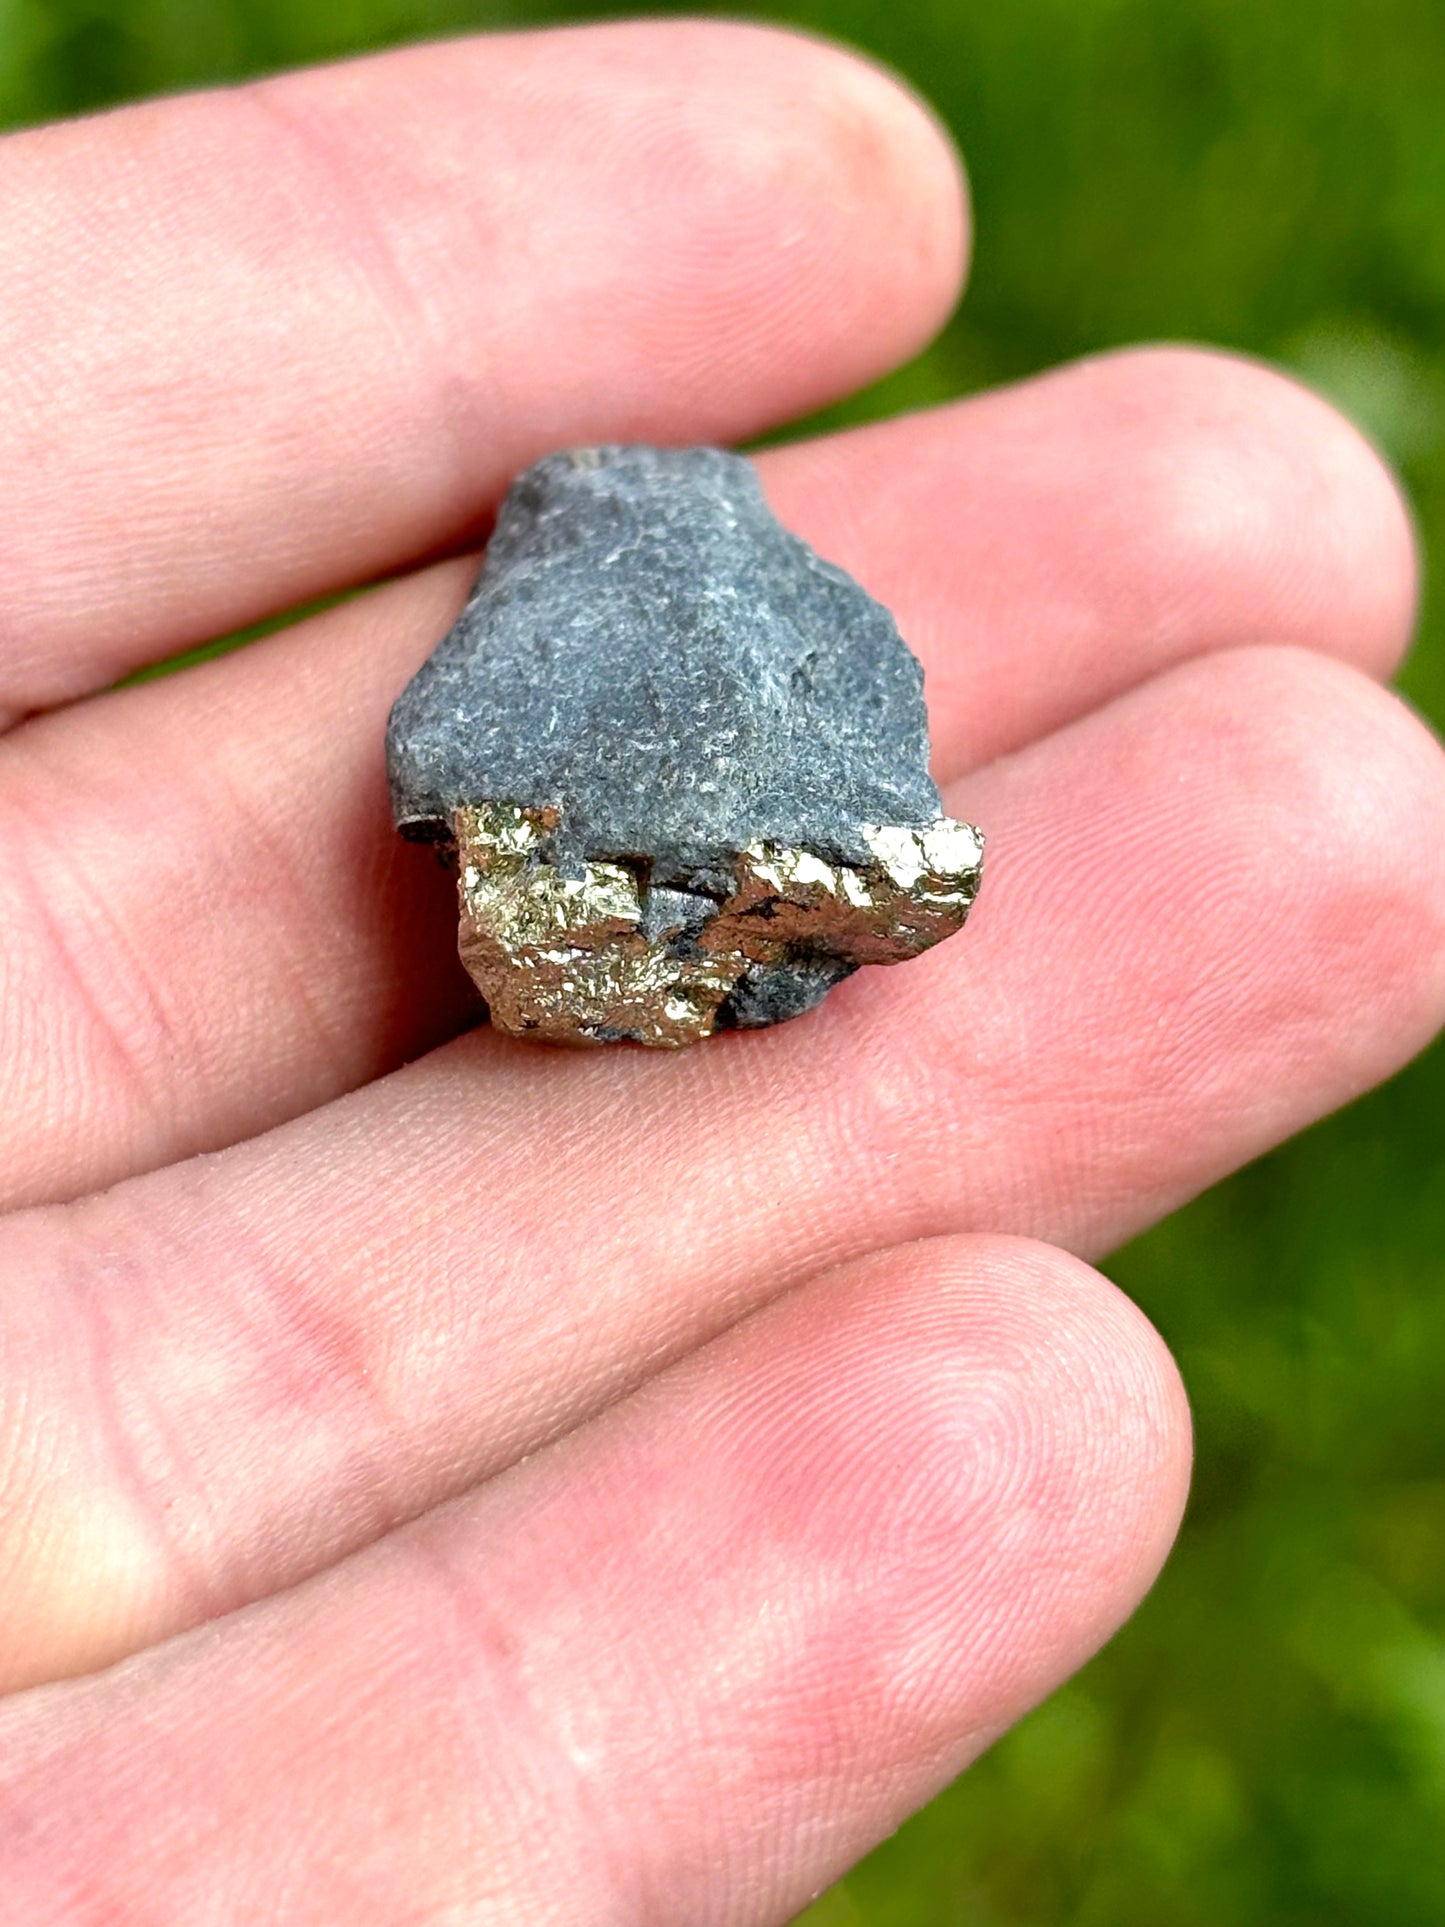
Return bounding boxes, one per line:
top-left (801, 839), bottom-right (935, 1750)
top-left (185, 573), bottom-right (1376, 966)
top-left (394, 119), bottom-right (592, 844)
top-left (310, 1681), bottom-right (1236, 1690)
top-left (0, 1237), bottom-right (1192, 1927)
top-left (0, 348), bottom-right (1421, 1211)
top-left (0, 20), bottom-right (967, 720)
top-left (1, 643), bottom-right (1443, 1690)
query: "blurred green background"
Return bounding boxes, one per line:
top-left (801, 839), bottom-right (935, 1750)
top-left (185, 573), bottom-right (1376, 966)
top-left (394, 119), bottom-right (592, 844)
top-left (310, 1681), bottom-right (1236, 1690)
top-left (5, 2), bottom-right (1443, 1921)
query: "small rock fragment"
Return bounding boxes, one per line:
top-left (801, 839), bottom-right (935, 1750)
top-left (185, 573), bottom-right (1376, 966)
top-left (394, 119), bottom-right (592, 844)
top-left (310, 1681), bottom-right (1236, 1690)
top-left (387, 445), bottom-right (983, 1046)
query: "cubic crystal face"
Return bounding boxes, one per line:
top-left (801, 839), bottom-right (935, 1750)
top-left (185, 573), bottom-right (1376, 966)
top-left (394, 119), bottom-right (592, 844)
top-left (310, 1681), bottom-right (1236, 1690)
top-left (387, 445), bottom-right (983, 1047)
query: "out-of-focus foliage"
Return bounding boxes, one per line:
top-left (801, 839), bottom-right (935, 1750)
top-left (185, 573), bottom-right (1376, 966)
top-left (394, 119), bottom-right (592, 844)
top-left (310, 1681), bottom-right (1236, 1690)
top-left (4, 2), bottom-right (1443, 1921)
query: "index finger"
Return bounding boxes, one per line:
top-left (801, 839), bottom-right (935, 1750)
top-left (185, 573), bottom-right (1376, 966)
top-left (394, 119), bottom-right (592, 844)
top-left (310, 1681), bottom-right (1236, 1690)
top-left (0, 20), bottom-right (965, 723)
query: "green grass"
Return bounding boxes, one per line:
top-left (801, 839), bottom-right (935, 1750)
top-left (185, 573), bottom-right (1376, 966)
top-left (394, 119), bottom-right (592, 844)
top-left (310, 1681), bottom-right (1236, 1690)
top-left (6, 2), bottom-right (1444, 1919)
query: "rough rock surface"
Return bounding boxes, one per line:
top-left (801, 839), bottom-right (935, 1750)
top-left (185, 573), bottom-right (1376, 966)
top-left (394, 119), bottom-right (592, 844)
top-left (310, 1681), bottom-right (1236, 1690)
top-left (387, 445), bottom-right (982, 1045)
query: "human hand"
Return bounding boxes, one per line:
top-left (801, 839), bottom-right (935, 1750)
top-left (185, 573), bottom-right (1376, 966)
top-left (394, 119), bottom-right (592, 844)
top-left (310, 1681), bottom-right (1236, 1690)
top-left (1, 21), bottom-right (1442, 1921)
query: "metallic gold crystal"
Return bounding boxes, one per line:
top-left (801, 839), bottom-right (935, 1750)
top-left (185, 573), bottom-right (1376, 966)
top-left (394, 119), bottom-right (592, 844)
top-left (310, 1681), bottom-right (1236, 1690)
top-left (454, 801), bottom-right (983, 1048)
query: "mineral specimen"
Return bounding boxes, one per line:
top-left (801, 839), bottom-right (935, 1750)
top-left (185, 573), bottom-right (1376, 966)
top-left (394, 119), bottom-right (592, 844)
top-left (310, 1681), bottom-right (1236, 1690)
top-left (387, 445), bottom-right (983, 1047)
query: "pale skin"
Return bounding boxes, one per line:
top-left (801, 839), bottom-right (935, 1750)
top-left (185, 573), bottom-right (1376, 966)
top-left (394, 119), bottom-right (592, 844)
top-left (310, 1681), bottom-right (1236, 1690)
top-left (0, 17), bottom-right (1443, 1923)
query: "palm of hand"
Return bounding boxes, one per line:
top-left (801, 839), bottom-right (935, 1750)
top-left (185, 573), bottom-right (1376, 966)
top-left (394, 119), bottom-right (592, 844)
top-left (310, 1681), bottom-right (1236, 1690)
top-left (0, 21), bottom-right (1441, 1924)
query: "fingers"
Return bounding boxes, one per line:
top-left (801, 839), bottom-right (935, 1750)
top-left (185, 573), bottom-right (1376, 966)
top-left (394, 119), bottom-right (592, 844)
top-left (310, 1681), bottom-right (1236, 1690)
top-left (0, 21), bottom-right (964, 722)
top-left (0, 1236), bottom-right (1189, 1926)
top-left (768, 344), bottom-right (1418, 774)
top-left (3, 645), bottom-right (1440, 1687)
top-left (0, 350), bottom-right (1417, 1209)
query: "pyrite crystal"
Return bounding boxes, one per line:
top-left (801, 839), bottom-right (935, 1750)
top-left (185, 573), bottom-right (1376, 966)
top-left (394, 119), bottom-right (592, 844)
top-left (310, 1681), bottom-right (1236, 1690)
top-left (387, 445), bottom-right (983, 1047)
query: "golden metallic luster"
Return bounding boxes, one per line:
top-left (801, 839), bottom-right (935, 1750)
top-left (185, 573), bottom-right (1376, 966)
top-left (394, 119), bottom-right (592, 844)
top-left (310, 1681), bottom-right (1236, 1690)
top-left (454, 804), bottom-right (740, 1048)
top-left (454, 801), bottom-right (983, 1048)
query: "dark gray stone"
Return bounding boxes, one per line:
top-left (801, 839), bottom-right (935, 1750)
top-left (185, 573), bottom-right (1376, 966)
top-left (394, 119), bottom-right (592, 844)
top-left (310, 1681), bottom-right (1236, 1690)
top-left (715, 956), bottom-right (860, 1030)
top-left (387, 444), bottom-right (943, 875)
top-left (387, 444), bottom-right (978, 1042)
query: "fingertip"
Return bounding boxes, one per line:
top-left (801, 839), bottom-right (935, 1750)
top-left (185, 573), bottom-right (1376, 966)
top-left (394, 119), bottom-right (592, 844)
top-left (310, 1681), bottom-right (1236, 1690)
top-left (1204, 645), bottom-right (1445, 1058)
top-left (847, 1233), bottom-right (1193, 1665)
top-left (693, 1232), bottom-right (1192, 1763)
top-left (1080, 345), bottom-right (1420, 677)
top-left (790, 27), bottom-right (972, 347)
top-left (948, 643), bottom-right (1445, 1223)
top-left (606, 18), bottom-right (969, 404)
top-left (472, 1228), bottom-right (1195, 1922)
